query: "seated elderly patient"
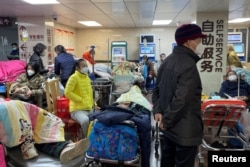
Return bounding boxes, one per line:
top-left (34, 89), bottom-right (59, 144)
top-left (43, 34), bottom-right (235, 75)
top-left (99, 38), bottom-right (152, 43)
top-left (219, 70), bottom-right (250, 109)
top-left (9, 61), bottom-right (45, 108)
top-left (0, 99), bottom-right (89, 163)
top-left (218, 70), bottom-right (250, 148)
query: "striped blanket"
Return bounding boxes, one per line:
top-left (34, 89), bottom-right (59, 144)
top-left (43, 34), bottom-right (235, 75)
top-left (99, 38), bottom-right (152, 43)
top-left (0, 100), bottom-right (65, 147)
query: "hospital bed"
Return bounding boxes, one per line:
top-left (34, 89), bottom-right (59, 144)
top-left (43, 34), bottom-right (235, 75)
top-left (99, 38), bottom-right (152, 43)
top-left (197, 99), bottom-right (250, 166)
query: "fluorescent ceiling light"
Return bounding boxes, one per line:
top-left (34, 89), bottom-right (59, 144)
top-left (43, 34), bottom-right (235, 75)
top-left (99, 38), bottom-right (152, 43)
top-left (23, 0), bottom-right (59, 5)
top-left (153, 20), bottom-right (172, 25)
top-left (45, 22), bottom-right (54, 26)
top-left (78, 21), bottom-right (102, 27)
top-left (229, 18), bottom-right (250, 23)
top-left (16, 22), bottom-right (37, 26)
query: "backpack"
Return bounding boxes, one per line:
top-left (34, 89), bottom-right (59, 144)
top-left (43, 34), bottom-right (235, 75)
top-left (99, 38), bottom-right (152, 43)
top-left (0, 143), bottom-right (7, 167)
top-left (86, 121), bottom-right (138, 161)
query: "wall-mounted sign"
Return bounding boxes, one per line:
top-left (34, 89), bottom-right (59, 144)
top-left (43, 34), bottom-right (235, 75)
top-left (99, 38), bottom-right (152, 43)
top-left (0, 17), bottom-right (11, 27)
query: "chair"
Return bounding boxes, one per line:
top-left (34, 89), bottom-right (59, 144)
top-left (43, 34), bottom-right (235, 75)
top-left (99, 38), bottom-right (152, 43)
top-left (45, 79), bottom-right (81, 141)
top-left (3, 82), bottom-right (13, 99)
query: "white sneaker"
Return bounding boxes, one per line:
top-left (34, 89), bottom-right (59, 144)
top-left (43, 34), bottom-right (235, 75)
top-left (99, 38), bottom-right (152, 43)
top-left (21, 143), bottom-right (38, 160)
top-left (60, 138), bottom-right (90, 164)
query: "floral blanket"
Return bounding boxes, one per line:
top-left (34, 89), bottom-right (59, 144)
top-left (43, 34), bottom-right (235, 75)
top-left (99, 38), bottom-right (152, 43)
top-left (0, 100), bottom-right (65, 147)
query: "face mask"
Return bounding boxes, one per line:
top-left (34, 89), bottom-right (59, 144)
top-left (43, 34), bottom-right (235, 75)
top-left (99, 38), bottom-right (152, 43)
top-left (228, 75), bottom-right (237, 81)
top-left (194, 42), bottom-right (205, 56)
top-left (80, 67), bottom-right (89, 74)
top-left (13, 47), bottom-right (17, 50)
top-left (231, 66), bottom-right (236, 71)
top-left (27, 70), bottom-right (35, 76)
top-left (40, 51), bottom-right (46, 57)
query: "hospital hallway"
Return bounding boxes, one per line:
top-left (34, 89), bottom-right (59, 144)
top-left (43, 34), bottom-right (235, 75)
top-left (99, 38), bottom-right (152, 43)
top-left (147, 92), bottom-right (208, 167)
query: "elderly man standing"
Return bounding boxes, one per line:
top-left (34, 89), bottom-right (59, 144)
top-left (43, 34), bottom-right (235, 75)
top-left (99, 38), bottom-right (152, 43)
top-left (152, 24), bottom-right (206, 167)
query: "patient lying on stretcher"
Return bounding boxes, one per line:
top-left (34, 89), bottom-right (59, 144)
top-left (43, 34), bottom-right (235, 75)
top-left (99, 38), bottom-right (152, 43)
top-left (0, 98), bottom-right (89, 164)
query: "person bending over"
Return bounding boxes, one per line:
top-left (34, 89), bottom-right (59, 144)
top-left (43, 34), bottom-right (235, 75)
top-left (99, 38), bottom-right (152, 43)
top-left (54, 45), bottom-right (76, 87)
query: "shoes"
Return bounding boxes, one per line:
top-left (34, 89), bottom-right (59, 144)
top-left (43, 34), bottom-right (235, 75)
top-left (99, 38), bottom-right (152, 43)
top-left (210, 141), bottom-right (228, 148)
top-left (21, 142), bottom-right (38, 160)
top-left (60, 138), bottom-right (90, 164)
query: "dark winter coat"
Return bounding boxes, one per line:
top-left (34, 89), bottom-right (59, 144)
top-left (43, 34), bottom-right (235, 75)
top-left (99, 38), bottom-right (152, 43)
top-left (54, 52), bottom-right (75, 83)
top-left (152, 45), bottom-right (203, 146)
top-left (29, 53), bottom-right (45, 72)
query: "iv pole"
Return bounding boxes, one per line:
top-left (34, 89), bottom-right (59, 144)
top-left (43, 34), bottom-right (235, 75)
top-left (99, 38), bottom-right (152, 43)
top-left (158, 38), bottom-right (161, 55)
top-left (90, 45), bottom-right (96, 112)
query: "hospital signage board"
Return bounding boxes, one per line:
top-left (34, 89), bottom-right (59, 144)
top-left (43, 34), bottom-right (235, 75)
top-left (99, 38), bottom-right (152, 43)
top-left (197, 12), bottom-right (228, 95)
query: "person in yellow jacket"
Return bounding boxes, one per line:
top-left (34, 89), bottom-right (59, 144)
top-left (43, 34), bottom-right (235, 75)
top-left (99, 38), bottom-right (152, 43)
top-left (64, 59), bottom-right (98, 138)
top-left (227, 44), bottom-right (243, 68)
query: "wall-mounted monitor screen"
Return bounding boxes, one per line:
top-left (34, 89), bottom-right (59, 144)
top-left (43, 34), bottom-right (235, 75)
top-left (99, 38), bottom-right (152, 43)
top-left (233, 43), bottom-right (244, 54)
top-left (228, 32), bottom-right (242, 43)
top-left (140, 34), bottom-right (155, 44)
top-left (113, 47), bottom-right (122, 55)
top-left (232, 43), bottom-right (245, 57)
top-left (140, 46), bottom-right (154, 54)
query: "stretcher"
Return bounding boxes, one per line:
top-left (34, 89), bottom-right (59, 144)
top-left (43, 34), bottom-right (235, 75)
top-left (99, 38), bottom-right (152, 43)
top-left (92, 78), bottom-right (113, 108)
top-left (197, 99), bottom-right (250, 166)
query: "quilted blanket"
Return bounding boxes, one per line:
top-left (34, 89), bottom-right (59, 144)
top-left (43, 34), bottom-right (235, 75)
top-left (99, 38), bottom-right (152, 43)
top-left (0, 100), bottom-right (65, 147)
top-left (0, 60), bottom-right (26, 83)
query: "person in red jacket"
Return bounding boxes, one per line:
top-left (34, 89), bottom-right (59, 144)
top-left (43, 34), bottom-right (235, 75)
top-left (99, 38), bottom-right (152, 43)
top-left (82, 49), bottom-right (96, 65)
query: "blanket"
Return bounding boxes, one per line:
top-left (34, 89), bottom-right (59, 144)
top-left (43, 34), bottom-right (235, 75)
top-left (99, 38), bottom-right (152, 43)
top-left (0, 60), bottom-right (26, 83)
top-left (233, 67), bottom-right (250, 85)
top-left (112, 61), bottom-right (136, 75)
top-left (0, 100), bottom-right (65, 147)
top-left (84, 59), bottom-right (112, 79)
top-left (116, 85), bottom-right (152, 111)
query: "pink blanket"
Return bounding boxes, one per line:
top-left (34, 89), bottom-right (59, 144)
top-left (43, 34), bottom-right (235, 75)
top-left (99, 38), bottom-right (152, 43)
top-left (0, 60), bottom-right (26, 82)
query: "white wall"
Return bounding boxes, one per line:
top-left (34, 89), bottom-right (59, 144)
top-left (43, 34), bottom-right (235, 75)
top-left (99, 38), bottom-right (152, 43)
top-left (75, 27), bottom-right (176, 61)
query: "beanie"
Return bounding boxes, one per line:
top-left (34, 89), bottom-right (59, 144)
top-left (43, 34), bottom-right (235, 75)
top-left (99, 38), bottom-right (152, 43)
top-left (175, 24), bottom-right (207, 45)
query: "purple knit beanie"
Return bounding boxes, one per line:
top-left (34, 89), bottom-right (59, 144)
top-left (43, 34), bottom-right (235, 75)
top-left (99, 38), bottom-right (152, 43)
top-left (175, 24), bottom-right (207, 45)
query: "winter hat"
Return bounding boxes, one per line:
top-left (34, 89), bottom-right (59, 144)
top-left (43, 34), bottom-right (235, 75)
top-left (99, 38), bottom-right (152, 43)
top-left (175, 24), bottom-right (207, 45)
